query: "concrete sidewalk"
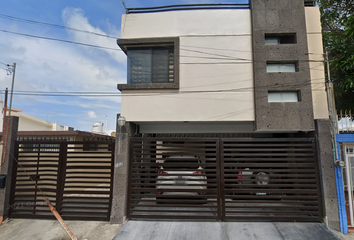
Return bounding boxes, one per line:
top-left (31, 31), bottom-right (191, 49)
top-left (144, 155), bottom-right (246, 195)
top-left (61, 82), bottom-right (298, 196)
top-left (0, 218), bottom-right (352, 240)
top-left (115, 221), bottom-right (351, 240)
top-left (0, 218), bottom-right (121, 240)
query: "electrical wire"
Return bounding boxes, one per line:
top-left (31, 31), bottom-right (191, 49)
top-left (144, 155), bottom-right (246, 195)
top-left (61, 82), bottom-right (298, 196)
top-left (0, 61), bottom-right (10, 66)
top-left (0, 13), bottom-right (120, 39)
top-left (0, 29), bottom-right (325, 65)
top-left (0, 29), bottom-right (324, 63)
top-left (0, 13), bottom-right (326, 58)
top-left (0, 77), bottom-right (326, 98)
top-left (0, 29), bottom-right (121, 52)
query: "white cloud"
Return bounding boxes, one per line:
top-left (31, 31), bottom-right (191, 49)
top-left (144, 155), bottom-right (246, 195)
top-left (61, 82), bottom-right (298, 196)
top-left (88, 110), bottom-right (98, 119)
top-left (0, 7), bottom-right (125, 131)
top-left (61, 7), bottom-right (126, 64)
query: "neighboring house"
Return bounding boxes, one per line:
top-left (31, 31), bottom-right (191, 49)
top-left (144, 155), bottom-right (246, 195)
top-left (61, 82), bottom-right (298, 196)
top-left (0, 105), bottom-right (73, 132)
top-left (114, 0), bottom-right (340, 232)
top-left (0, 109), bottom-right (113, 155)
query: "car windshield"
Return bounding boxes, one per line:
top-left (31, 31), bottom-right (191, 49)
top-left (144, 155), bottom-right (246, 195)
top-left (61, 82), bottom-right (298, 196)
top-left (162, 158), bottom-right (200, 170)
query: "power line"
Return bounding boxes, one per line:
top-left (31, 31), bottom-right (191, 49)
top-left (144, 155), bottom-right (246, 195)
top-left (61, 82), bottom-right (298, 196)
top-left (0, 13), bottom-right (119, 39)
top-left (0, 14), bottom-right (325, 60)
top-left (0, 29), bottom-right (324, 63)
top-left (0, 77), bottom-right (326, 98)
top-left (0, 61), bottom-right (10, 66)
top-left (0, 29), bottom-right (121, 52)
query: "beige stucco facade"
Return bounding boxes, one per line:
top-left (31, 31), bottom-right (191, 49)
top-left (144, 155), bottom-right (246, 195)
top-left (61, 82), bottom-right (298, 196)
top-left (305, 7), bottom-right (329, 120)
top-left (119, 7), bottom-right (329, 123)
top-left (120, 10), bottom-right (255, 122)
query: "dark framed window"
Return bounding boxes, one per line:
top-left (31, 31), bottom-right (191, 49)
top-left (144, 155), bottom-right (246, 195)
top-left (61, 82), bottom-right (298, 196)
top-left (127, 47), bottom-right (174, 84)
top-left (265, 33), bottom-right (297, 45)
top-left (117, 37), bottom-right (179, 90)
top-left (268, 91), bottom-right (301, 103)
top-left (266, 61), bottom-right (299, 73)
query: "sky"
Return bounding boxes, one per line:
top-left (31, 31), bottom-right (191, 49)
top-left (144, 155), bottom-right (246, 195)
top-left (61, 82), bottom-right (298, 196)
top-left (0, 0), bottom-right (248, 134)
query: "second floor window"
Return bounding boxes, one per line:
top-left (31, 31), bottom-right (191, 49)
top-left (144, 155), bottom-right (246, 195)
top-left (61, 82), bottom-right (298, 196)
top-left (128, 47), bottom-right (174, 84)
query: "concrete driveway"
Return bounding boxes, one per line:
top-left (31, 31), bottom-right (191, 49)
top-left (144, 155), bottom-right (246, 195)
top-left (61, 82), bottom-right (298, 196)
top-left (115, 221), bottom-right (351, 240)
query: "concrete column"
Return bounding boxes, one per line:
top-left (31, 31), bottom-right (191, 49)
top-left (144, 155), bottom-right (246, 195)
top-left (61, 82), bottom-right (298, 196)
top-left (315, 119), bottom-right (340, 230)
top-left (110, 116), bottom-right (136, 224)
top-left (0, 116), bottom-right (19, 221)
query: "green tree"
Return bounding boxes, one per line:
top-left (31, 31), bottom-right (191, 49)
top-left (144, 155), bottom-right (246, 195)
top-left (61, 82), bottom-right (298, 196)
top-left (316, 0), bottom-right (354, 110)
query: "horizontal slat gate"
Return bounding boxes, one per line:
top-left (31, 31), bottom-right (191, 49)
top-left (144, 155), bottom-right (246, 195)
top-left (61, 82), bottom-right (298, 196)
top-left (60, 142), bottom-right (114, 220)
top-left (221, 138), bottom-right (322, 222)
top-left (128, 138), bottom-right (220, 220)
top-left (10, 141), bottom-right (114, 221)
top-left (129, 137), bottom-right (322, 222)
top-left (10, 142), bottom-right (61, 219)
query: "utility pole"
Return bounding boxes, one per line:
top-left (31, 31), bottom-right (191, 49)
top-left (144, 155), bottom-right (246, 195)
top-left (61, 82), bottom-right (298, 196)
top-left (325, 49), bottom-right (339, 161)
top-left (2, 88), bottom-right (8, 135)
top-left (8, 63), bottom-right (16, 118)
top-left (1, 63), bottom-right (16, 168)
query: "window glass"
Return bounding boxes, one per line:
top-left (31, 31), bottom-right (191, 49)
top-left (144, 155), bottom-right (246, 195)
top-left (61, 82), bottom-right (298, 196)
top-left (265, 34), bottom-right (296, 45)
top-left (265, 37), bottom-right (279, 45)
top-left (268, 92), bottom-right (299, 102)
top-left (128, 49), bottom-right (152, 84)
top-left (152, 49), bottom-right (169, 83)
top-left (127, 48), bottom-right (173, 84)
top-left (266, 63), bottom-right (296, 73)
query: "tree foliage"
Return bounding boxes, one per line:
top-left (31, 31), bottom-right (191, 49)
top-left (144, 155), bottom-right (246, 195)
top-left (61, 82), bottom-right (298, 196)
top-left (316, 0), bottom-right (354, 110)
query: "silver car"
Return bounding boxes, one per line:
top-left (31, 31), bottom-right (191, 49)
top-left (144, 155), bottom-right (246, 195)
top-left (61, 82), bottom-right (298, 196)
top-left (156, 155), bottom-right (207, 196)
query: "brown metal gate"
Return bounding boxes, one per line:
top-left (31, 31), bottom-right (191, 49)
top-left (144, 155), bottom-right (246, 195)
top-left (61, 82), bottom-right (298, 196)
top-left (128, 138), bottom-right (220, 220)
top-left (128, 137), bottom-right (322, 222)
top-left (221, 138), bottom-right (322, 222)
top-left (9, 140), bottom-right (115, 221)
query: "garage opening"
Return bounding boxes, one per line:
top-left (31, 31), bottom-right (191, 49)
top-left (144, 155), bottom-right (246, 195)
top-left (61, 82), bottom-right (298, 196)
top-left (128, 138), bottom-right (220, 220)
top-left (128, 137), bottom-right (322, 222)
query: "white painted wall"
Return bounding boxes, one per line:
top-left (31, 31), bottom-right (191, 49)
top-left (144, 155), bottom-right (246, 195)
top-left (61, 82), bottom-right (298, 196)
top-left (120, 10), bottom-right (254, 122)
top-left (305, 7), bottom-right (329, 120)
top-left (0, 110), bottom-right (67, 131)
top-left (0, 111), bottom-right (52, 131)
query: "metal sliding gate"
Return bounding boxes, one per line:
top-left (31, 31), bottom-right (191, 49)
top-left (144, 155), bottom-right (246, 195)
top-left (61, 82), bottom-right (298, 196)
top-left (221, 138), bottom-right (322, 222)
top-left (10, 140), bottom-right (115, 221)
top-left (128, 137), bottom-right (322, 222)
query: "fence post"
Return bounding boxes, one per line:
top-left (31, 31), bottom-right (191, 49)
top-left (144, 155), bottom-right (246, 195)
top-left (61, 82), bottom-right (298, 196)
top-left (110, 114), bottom-right (135, 224)
top-left (56, 142), bottom-right (68, 214)
top-left (0, 116), bottom-right (19, 222)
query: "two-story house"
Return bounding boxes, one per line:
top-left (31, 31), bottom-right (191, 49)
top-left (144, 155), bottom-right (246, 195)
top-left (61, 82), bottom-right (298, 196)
top-left (112, 0), bottom-right (340, 232)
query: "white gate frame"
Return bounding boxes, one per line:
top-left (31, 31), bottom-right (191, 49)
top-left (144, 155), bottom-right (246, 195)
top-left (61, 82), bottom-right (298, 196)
top-left (344, 145), bottom-right (354, 227)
